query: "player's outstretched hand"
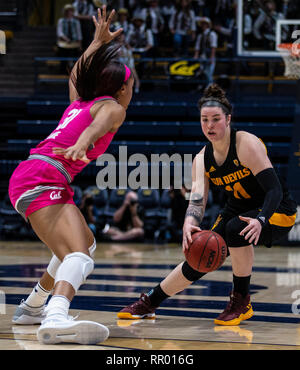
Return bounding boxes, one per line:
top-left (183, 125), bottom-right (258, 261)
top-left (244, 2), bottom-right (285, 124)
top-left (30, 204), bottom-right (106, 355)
top-left (52, 146), bottom-right (90, 164)
top-left (93, 6), bottom-right (123, 45)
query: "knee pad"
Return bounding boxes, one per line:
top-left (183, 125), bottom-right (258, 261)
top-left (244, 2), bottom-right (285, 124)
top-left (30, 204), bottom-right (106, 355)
top-left (47, 254), bottom-right (61, 280)
top-left (55, 252), bottom-right (94, 292)
top-left (225, 217), bottom-right (250, 248)
top-left (47, 239), bottom-right (96, 279)
top-left (182, 261), bottom-right (206, 282)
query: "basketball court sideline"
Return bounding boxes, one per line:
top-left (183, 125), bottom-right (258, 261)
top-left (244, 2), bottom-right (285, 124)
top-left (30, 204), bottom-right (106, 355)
top-left (0, 240), bottom-right (300, 350)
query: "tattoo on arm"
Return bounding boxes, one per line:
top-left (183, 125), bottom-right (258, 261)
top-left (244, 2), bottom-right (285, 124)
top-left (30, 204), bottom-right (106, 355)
top-left (185, 193), bottom-right (204, 225)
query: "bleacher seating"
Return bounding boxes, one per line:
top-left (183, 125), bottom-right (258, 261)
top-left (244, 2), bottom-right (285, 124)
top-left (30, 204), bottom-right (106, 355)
top-left (25, 99), bottom-right (297, 124)
top-left (16, 119), bottom-right (293, 137)
top-left (104, 188), bottom-right (129, 224)
top-left (0, 96), bottom-right (295, 242)
top-left (1, 51), bottom-right (297, 242)
top-left (0, 0), bottom-right (299, 244)
top-left (4, 137), bottom-right (290, 159)
top-left (91, 186), bottom-right (184, 241)
top-left (71, 185), bottom-right (83, 207)
top-left (84, 186), bottom-right (108, 228)
top-left (0, 194), bottom-right (35, 240)
top-left (0, 11), bottom-right (17, 30)
top-left (0, 194), bottom-right (22, 238)
top-left (33, 56), bottom-right (297, 99)
top-left (4, 107), bottom-right (293, 182)
top-left (137, 188), bottom-right (161, 239)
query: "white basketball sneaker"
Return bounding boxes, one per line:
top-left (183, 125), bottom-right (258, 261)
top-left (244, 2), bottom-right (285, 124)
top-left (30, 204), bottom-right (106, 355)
top-left (12, 300), bottom-right (76, 325)
top-left (12, 300), bottom-right (46, 325)
top-left (37, 317), bottom-right (110, 345)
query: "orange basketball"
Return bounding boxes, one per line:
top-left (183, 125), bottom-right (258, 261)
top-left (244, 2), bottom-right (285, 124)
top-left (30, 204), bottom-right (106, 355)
top-left (184, 231), bottom-right (227, 273)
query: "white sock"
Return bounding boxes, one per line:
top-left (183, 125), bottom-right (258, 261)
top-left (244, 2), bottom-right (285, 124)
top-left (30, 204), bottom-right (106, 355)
top-left (25, 282), bottom-right (51, 308)
top-left (44, 295), bottom-right (70, 321)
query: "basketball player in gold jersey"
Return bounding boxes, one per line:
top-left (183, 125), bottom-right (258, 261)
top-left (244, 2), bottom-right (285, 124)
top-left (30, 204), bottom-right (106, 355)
top-left (118, 84), bottom-right (297, 325)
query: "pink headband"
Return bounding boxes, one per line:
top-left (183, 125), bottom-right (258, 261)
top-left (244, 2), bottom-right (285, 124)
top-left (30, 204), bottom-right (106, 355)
top-left (124, 64), bottom-right (131, 83)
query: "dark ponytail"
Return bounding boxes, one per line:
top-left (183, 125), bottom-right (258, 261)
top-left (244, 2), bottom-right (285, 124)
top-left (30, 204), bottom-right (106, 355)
top-left (71, 42), bottom-right (129, 101)
top-left (198, 83), bottom-right (232, 116)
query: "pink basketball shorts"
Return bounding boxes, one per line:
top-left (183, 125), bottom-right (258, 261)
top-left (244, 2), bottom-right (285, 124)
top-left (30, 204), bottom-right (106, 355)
top-left (9, 158), bottom-right (75, 221)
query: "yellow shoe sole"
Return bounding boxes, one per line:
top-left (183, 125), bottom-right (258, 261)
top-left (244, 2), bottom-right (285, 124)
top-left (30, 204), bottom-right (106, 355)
top-left (117, 312), bottom-right (156, 320)
top-left (214, 306), bottom-right (254, 326)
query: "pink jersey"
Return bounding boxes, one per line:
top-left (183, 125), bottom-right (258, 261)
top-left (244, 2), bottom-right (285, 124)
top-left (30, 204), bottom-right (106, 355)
top-left (30, 96), bottom-right (117, 181)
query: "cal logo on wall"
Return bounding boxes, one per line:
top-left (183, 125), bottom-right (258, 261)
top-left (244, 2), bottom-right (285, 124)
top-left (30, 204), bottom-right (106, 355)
top-left (169, 60), bottom-right (201, 78)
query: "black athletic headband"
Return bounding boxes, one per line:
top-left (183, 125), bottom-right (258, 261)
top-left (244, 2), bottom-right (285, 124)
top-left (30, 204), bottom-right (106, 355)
top-left (201, 100), bottom-right (231, 115)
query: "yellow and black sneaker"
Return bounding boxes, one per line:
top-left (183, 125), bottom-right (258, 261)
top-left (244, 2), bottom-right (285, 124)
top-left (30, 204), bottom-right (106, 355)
top-left (214, 291), bottom-right (253, 326)
top-left (117, 293), bottom-right (156, 320)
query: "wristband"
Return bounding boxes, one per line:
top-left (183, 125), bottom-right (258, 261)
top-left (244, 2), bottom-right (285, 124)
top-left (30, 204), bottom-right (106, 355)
top-left (256, 216), bottom-right (266, 227)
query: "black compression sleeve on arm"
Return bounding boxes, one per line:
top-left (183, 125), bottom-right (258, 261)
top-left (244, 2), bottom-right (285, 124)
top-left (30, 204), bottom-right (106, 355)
top-left (255, 167), bottom-right (283, 226)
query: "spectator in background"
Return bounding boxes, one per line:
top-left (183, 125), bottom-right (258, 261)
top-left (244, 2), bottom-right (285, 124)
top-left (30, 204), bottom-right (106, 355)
top-left (213, 0), bottom-right (236, 56)
top-left (194, 17), bottom-right (217, 86)
top-left (107, 0), bottom-right (126, 11)
top-left (112, 8), bottom-right (131, 35)
top-left (243, 5), bottom-right (253, 49)
top-left (92, 0), bottom-right (107, 7)
top-left (56, 4), bottom-right (82, 73)
top-left (126, 14), bottom-right (154, 55)
top-left (192, 0), bottom-right (207, 16)
top-left (117, 32), bottom-right (141, 93)
top-left (130, 0), bottom-right (148, 17)
top-left (253, 0), bottom-right (286, 50)
top-left (160, 0), bottom-right (175, 48)
top-left (104, 191), bottom-right (144, 241)
top-left (141, 0), bottom-right (165, 52)
top-left (161, 0), bottom-right (176, 22)
top-left (72, 0), bottom-right (95, 50)
top-left (209, 0), bottom-right (235, 25)
top-left (169, 0), bottom-right (196, 57)
top-left (126, 13), bottom-right (154, 78)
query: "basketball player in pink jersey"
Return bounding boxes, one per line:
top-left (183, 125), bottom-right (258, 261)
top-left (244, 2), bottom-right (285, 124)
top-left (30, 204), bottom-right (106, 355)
top-left (9, 6), bottom-right (134, 345)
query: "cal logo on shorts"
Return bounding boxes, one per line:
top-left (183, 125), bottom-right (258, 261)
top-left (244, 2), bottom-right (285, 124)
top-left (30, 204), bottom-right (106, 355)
top-left (50, 191), bottom-right (62, 200)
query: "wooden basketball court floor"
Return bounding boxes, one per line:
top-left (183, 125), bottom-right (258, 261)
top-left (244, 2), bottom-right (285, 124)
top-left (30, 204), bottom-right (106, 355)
top-left (1, 240), bottom-right (300, 351)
